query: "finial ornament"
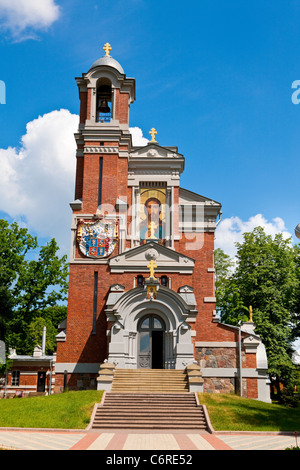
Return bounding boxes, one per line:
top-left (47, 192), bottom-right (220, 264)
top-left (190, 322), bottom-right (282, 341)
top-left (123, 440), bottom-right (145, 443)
top-left (103, 43), bottom-right (112, 56)
top-left (249, 305), bottom-right (253, 322)
top-left (149, 128), bottom-right (157, 143)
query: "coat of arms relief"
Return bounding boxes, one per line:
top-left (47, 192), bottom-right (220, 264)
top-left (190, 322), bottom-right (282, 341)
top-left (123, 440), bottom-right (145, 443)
top-left (77, 218), bottom-right (118, 258)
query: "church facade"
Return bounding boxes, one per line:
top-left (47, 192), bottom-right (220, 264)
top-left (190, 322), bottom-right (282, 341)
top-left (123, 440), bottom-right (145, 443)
top-left (54, 44), bottom-right (271, 402)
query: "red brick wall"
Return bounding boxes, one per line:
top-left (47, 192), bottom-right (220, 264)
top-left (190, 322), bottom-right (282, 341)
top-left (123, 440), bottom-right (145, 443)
top-left (74, 157), bottom-right (84, 200)
top-left (246, 352), bottom-right (257, 369)
top-left (57, 235), bottom-right (238, 367)
top-left (79, 91), bottom-right (87, 124)
top-left (247, 378), bottom-right (258, 399)
top-left (114, 89), bottom-right (129, 123)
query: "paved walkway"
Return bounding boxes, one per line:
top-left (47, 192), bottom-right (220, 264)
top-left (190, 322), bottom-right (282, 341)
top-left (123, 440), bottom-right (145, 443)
top-left (0, 429), bottom-right (297, 450)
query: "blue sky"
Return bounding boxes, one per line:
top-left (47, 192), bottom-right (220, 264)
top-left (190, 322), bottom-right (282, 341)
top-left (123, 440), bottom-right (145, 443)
top-left (0, 0), bottom-right (300, 261)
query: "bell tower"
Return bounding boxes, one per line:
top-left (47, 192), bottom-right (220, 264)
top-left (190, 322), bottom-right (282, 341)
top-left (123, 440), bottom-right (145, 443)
top-left (72, 43), bottom-right (136, 215)
top-left (54, 45), bottom-right (138, 391)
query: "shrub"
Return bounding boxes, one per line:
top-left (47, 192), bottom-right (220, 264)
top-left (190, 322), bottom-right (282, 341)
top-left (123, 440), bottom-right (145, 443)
top-left (280, 387), bottom-right (299, 408)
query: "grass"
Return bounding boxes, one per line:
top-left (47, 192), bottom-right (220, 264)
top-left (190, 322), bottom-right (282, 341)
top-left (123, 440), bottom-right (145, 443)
top-left (0, 390), bottom-right (299, 432)
top-left (0, 390), bottom-right (103, 429)
top-left (199, 393), bottom-right (300, 432)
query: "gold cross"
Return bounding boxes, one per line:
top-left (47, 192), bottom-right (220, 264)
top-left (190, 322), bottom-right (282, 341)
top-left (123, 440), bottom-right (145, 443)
top-left (249, 305), bottom-right (253, 322)
top-left (147, 259), bottom-right (157, 279)
top-left (149, 128), bottom-right (157, 143)
top-left (103, 43), bottom-right (112, 56)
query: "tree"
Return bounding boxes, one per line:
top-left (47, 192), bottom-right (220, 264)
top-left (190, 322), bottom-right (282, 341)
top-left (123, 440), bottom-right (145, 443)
top-left (214, 248), bottom-right (249, 325)
top-left (0, 219), bottom-right (69, 355)
top-left (27, 317), bottom-right (59, 355)
top-left (215, 227), bottom-right (300, 394)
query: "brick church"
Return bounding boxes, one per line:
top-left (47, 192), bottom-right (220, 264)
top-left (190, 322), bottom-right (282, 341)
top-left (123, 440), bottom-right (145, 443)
top-left (53, 44), bottom-right (271, 402)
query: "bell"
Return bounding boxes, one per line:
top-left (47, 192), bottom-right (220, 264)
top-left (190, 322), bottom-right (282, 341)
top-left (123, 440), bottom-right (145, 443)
top-left (98, 99), bottom-right (110, 113)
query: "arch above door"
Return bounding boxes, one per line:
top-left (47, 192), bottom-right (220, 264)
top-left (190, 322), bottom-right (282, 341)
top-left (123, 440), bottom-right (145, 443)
top-left (106, 286), bottom-right (195, 369)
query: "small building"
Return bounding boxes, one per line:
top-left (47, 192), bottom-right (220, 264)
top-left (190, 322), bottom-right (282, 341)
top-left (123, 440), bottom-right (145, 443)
top-left (0, 346), bottom-right (55, 398)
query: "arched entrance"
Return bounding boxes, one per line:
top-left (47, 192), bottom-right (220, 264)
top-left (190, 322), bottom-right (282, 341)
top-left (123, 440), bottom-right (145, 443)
top-left (138, 314), bottom-right (165, 369)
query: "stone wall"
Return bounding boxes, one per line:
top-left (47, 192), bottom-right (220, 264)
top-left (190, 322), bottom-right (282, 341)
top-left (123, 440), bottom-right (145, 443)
top-left (196, 346), bottom-right (239, 394)
top-left (196, 346), bottom-right (238, 369)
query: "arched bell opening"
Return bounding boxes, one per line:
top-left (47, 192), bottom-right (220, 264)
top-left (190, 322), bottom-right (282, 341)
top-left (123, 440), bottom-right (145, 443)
top-left (96, 78), bottom-right (112, 122)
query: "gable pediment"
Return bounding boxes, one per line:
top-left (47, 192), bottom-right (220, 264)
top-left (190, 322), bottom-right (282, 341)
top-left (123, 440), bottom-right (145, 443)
top-left (131, 143), bottom-right (182, 159)
top-left (179, 188), bottom-right (221, 207)
top-left (109, 241), bottom-right (194, 274)
top-left (129, 143), bottom-right (185, 174)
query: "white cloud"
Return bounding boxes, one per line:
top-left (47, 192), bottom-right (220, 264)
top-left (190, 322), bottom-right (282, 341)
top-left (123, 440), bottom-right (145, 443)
top-left (129, 127), bottom-right (149, 146)
top-left (0, 109), bottom-right (79, 254)
top-left (215, 214), bottom-right (292, 259)
top-left (0, 0), bottom-right (60, 40)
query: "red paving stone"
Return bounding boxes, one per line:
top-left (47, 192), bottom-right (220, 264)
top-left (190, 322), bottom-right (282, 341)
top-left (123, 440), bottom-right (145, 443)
top-left (173, 434), bottom-right (199, 450)
top-left (69, 433), bottom-right (100, 450)
top-left (105, 433), bottom-right (128, 450)
top-left (202, 434), bottom-right (232, 450)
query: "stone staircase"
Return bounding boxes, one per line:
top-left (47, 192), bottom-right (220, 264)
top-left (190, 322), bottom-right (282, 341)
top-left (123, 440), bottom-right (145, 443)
top-left (111, 368), bottom-right (189, 393)
top-left (91, 368), bottom-right (208, 430)
top-left (91, 392), bottom-right (208, 430)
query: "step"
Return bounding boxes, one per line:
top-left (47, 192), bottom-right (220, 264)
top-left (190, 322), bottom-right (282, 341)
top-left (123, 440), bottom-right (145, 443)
top-left (92, 423), bottom-right (207, 429)
top-left (106, 393), bottom-right (192, 396)
top-left (110, 369), bottom-right (189, 394)
top-left (93, 417), bottom-right (206, 423)
top-left (103, 399), bottom-right (196, 405)
top-left (95, 415), bottom-right (206, 422)
top-left (91, 390), bottom-right (208, 430)
top-left (93, 421), bottom-right (207, 427)
top-left (94, 413), bottom-right (205, 420)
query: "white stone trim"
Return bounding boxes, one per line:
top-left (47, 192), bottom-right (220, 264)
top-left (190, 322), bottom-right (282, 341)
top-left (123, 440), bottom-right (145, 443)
top-left (84, 146), bottom-right (119, 154)
top-left (195, 341), bottom-right (237, 348)
top-left (202, 368), bottom-right (267, 379)
top-left (55, 363), bottom-right (100, 373)
top-left (106, 286), bottom-right (196, 369)
top-left (109, 241), bottom-right (195, 274)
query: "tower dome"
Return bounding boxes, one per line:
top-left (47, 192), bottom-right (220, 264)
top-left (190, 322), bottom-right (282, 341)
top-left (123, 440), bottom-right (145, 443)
top-left (89, 43), bottom-right (125, 74)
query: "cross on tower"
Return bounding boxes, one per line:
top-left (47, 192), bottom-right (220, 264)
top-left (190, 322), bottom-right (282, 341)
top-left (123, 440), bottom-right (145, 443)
top-left (103, 43), bottom-right (112, 56)
top-left (149, 128), bottom-right (157, 143)
top-left (147, 259), bottom-right (157, 279)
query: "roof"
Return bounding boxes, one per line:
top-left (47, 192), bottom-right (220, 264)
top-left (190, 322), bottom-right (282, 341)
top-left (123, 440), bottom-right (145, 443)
top-left (89, 54), bottom-right (125, 74)
top-left (9, 354), bottom-right (54, 362)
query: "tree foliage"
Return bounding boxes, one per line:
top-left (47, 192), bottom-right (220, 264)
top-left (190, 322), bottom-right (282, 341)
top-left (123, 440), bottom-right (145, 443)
top-left (0, 219), bottom-right (69, 355)
top-left (215, 227), bottom-right (300, 392)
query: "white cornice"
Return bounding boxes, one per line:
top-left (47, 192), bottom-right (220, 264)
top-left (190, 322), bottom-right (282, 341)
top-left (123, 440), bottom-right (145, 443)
top-left (109, 241), bottom-right (195, 274)
top-left (84, 146), bottom-right (119, 154)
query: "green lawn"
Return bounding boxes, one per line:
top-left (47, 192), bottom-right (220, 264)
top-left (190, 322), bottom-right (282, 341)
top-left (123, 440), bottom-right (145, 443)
top-left (0, 390), bottom-right (103, 429)
top-left (199, 393), bottom-right (300, 432)
top-left (0, 391), bottom-right (299, 432)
